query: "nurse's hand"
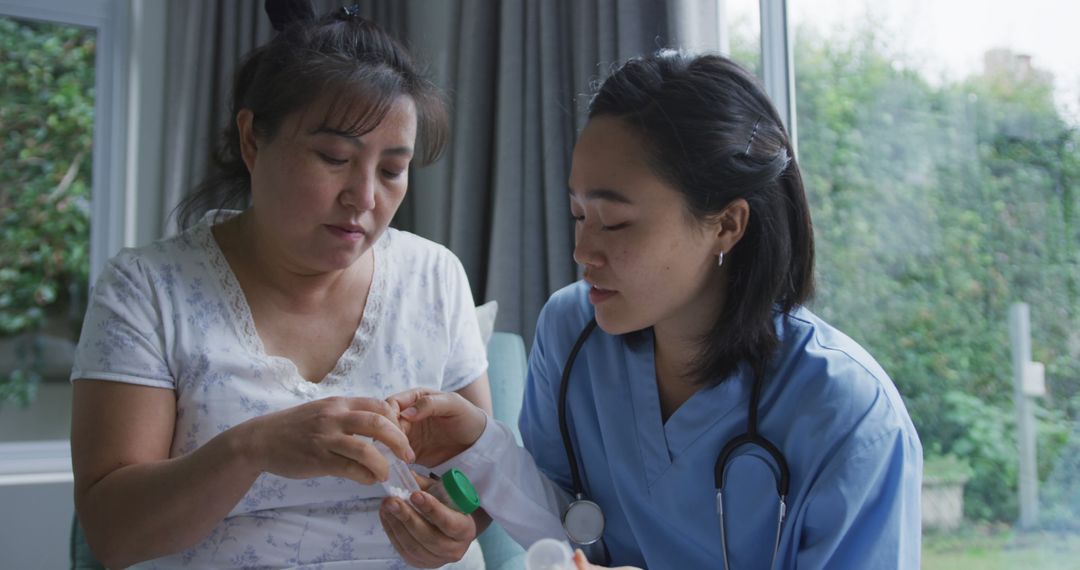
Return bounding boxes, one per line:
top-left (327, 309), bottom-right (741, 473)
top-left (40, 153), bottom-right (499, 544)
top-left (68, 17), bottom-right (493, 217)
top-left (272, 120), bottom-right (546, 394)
top-left (572, 549), bottom-right (642, 570)
top-left (386, 388), bottom-right (487, 467)
top-left (380, 487), bottom-right (486, 568)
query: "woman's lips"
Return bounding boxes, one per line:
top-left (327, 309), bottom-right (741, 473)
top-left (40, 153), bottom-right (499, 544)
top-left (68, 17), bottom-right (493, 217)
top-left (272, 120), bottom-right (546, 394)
top-left (326, 224), bottom-right (366, 242)
top-left (588, 285), bottom-right (617, 304)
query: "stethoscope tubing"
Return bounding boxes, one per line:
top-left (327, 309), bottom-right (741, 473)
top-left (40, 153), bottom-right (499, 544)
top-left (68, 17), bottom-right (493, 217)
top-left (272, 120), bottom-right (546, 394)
top-left (558, 317), bottom-right (791, 568)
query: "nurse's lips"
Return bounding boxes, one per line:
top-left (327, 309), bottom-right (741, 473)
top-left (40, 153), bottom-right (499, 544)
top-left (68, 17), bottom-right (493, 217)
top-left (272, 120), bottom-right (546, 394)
top-left (326, 223), bottom-right (366, 242)
top-left (587, 284), bottom-right (617, 304)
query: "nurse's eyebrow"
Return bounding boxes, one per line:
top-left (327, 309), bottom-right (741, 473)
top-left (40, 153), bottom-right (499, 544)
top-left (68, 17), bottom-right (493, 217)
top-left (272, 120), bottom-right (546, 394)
top-left (311, 127), bottom-right (413, 157)
top-left (567, 189), bottom-right (634, 204)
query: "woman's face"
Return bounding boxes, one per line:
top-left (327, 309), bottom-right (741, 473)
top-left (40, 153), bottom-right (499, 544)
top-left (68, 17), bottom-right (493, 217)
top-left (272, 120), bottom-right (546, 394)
top-left (240, 95), bottom-right (417, 274)
top-left (569, 116), bottom-right (727, 336)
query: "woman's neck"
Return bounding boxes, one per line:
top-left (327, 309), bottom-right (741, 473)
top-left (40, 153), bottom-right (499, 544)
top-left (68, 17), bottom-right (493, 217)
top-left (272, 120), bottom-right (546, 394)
top-left (651, 278), bottom-right (727, 420)
top-left (214, 211), bottom-right (369, 314)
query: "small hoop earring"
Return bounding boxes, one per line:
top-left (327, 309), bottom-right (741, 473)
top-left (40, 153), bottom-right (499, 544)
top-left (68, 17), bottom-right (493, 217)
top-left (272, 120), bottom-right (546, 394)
top-left (718, 251), bottom-right (725, 267)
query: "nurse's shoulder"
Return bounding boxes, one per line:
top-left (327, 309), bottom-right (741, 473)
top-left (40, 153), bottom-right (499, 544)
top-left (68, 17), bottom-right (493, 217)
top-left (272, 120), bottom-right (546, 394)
top-left (777, 307), bottom-right (918, 448)
top-left (535, 280), bottom-right (596, 345)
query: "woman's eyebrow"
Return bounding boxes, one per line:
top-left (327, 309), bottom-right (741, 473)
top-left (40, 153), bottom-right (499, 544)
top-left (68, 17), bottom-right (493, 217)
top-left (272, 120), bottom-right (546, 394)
top-left (310, 127), bottom-right (413, 156)
top-left (567, 188), bottom-right (634, 204)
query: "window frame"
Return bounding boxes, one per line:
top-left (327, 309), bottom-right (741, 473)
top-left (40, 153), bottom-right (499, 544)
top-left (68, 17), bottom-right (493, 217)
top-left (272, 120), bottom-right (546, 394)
top-left (0, 0), bottom-right (129, 481)
top-left (759, 0), bottom-right (796, 154)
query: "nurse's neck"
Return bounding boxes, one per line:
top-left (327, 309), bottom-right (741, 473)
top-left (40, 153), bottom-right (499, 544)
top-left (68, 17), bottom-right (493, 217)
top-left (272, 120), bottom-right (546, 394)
top-left (652, 274), bottom-right (726, 421)
top-left (652, 317), bottom-right (716, 423)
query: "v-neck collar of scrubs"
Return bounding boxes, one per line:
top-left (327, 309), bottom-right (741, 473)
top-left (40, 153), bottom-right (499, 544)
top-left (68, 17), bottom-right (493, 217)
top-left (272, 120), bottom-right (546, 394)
top-left (622, 328), bottom-right (752, 487)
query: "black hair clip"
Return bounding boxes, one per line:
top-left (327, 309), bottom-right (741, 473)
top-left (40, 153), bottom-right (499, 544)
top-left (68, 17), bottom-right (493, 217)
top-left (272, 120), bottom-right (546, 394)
top-left (340, 4), bottom-right (362, 18)
top-left (265, 0), bottom-right (316, 32)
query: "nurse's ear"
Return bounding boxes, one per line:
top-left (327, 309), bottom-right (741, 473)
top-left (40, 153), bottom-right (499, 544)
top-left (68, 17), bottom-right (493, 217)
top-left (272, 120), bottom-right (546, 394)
top-left (237, 108), bottom-right (259, 174)
top-left (710, 198), bottom-right (750, 259)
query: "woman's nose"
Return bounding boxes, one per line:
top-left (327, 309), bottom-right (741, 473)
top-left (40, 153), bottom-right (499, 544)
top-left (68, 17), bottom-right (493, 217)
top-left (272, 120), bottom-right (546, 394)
top-left (340, 171), bottom-right (376, 211)
top-left (572, 228), bottom-right (605, 268)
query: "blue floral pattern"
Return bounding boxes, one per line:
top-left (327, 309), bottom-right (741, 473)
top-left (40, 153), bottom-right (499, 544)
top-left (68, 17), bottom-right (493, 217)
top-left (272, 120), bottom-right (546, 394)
top-left (71, 211), bottom-right (488, 569)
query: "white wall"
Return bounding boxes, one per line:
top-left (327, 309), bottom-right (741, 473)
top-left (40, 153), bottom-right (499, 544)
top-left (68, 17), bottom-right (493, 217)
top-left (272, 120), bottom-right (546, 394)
top-left (0, 384), bottom-right (72, 443)
top-left (0, 481), bottom-right (76, 569)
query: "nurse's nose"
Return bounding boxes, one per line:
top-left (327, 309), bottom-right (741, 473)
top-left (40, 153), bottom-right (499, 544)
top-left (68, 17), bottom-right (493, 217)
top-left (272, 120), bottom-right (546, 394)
top-left (340, 169), bottom-right (376, 212)
top-left (573, 227), bottom-right (605, 268)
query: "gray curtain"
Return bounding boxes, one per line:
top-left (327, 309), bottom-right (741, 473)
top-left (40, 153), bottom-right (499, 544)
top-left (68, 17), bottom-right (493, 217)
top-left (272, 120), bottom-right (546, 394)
top-left (400, 0), bottom-right (669, 341)
top-left (160, 1), bottom-right (271, 233)
top-left (159, 0), bottom-right (669, 341)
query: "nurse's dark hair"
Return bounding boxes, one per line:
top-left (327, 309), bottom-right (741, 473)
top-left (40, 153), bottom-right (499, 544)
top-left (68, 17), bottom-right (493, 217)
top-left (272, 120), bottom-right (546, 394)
top-left (175, 0), bottom-right (448, 229)
top-left (589, 51), bottom-right (815, 385)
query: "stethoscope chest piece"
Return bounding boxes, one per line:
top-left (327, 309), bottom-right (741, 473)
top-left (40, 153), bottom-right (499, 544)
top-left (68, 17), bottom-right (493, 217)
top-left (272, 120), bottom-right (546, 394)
top-left (562, 495), bottom-right (605, 545)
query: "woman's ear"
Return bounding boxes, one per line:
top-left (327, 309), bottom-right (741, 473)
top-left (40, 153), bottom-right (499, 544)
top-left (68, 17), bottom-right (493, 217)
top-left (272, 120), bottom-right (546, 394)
top-left (237, 109), bottom-right (258, 173)
top-left (713, 198), bottom-right (750, 256)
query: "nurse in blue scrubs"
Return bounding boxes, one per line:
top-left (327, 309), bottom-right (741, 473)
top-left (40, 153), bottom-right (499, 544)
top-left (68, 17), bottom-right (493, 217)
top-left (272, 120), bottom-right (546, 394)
top-left (382, 51), bottom-right (923, 570)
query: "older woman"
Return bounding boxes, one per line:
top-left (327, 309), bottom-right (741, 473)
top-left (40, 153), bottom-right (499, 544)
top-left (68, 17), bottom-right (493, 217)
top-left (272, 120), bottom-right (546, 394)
top-left (69, 3), bottom-right (490, 569)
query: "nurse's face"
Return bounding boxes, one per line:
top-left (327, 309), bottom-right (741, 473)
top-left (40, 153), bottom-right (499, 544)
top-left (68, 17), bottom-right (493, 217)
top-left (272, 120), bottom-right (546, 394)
top-left (239, 95), bottom-right (417, 274)
top-left (568, 116), bottom-right (727, 335)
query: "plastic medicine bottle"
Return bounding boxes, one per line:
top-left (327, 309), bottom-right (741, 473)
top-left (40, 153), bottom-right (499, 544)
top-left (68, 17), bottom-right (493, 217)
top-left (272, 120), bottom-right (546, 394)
top-left (525, 538), bottom-right (575, 570)
top-left (426, 468), bottom-right (481, 514)
top-left (369, 441), bottom-right (482, 519)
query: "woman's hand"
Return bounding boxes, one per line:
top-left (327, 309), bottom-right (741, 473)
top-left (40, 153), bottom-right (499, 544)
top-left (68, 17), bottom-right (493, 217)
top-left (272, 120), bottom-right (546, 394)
top-left (386, 388), bottom-right (487, 467)
top-left (572, 549), bottom-right (642, 570)
top-left (239, 396), bottom-right (414, 484)
top-left (380, 487), bottom-right (484, 568)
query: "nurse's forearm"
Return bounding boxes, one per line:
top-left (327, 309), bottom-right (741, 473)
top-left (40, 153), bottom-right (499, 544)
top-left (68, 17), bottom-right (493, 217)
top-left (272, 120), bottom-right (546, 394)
top-left (432, 418), bottom-right (571, 547)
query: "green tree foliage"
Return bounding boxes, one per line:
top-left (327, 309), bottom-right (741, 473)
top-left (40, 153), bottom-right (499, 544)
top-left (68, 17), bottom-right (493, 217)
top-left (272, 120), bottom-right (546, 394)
top-left (790, 26), bottom-right (1080, 522)
top-left (0, 17), bottom-right (95, 405)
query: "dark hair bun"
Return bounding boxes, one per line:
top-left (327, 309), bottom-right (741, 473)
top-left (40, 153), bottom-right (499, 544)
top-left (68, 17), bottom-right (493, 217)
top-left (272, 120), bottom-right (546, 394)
top-left (264, 0), bottom-right (315, 32)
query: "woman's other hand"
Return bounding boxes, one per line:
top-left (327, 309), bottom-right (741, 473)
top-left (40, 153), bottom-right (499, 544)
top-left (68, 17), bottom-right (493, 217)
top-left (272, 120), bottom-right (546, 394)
top-left (380, 488), bottom-right (484, 568)
top-left (239, 396), bottom-right (413, 484)
top-left (572, 549), bottom-right (642, 570)
top-left (387, 388), bottom-right (487, 467)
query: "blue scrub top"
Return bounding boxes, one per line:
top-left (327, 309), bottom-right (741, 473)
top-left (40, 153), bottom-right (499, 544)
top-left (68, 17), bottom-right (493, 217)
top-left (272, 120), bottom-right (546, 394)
top-left (519, 281), bottom-right (923, 569)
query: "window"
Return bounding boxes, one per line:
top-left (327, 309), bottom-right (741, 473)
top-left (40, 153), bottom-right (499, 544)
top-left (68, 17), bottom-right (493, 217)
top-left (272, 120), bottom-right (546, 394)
top-left (671, 0), bottom-right (761, 77)
top-left (0, 0), bottom-right (133, 565)
top-left (0, 15), bottom-right (95, 442)
top-left (792, 0), bottom-right (1080, 564)
top-left (0, 0), bottom-right (129, 454)
top-left (725, 0), bottom-right (761, 76)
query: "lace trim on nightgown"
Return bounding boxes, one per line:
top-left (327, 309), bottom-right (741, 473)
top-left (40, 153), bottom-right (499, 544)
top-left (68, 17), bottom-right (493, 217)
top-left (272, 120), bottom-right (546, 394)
top-left (194, 211), bottom-right (390, 395)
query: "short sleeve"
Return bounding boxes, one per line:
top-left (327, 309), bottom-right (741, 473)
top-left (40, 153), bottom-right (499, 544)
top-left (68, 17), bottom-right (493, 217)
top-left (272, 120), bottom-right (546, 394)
top-left (439, 253), bottom-right (487, 392)
top-left (70, 250), bottom-right (174, 389)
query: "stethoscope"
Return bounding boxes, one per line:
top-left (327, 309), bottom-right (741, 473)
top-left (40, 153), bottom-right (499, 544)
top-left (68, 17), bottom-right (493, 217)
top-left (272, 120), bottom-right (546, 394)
top-left (558, 318), bottom-right (791, 569)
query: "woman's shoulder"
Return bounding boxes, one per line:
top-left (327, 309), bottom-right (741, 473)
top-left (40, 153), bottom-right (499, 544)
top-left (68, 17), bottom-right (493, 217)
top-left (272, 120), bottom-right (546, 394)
top-left (781, 308), bottom-right (890, 381)
top-left (95, 216), bottom-right (219, 300)
top-left (776, 308), bottom-right (916, 442)
top-left (105, 224), bottom-right (208, 275)
top-left (535, 280), bottom-right (594, 338)
top-left (381, 227), bottom-right (460, 269)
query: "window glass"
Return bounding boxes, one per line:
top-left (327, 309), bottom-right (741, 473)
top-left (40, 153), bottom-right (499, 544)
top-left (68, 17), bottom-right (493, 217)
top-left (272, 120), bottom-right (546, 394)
top-left (725, 0), bottom-right (761, 76)
top-left (793, 0), bottom-right (1080, 564)
top-left (671, 1), bottom-right (761, 78)
top-left (0, 15), bottom-right (95, 442)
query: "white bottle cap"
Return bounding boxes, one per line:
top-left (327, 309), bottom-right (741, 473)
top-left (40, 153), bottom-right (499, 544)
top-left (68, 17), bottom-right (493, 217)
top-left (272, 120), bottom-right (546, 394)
top-left (525, 538), bottom-right (574, 570)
